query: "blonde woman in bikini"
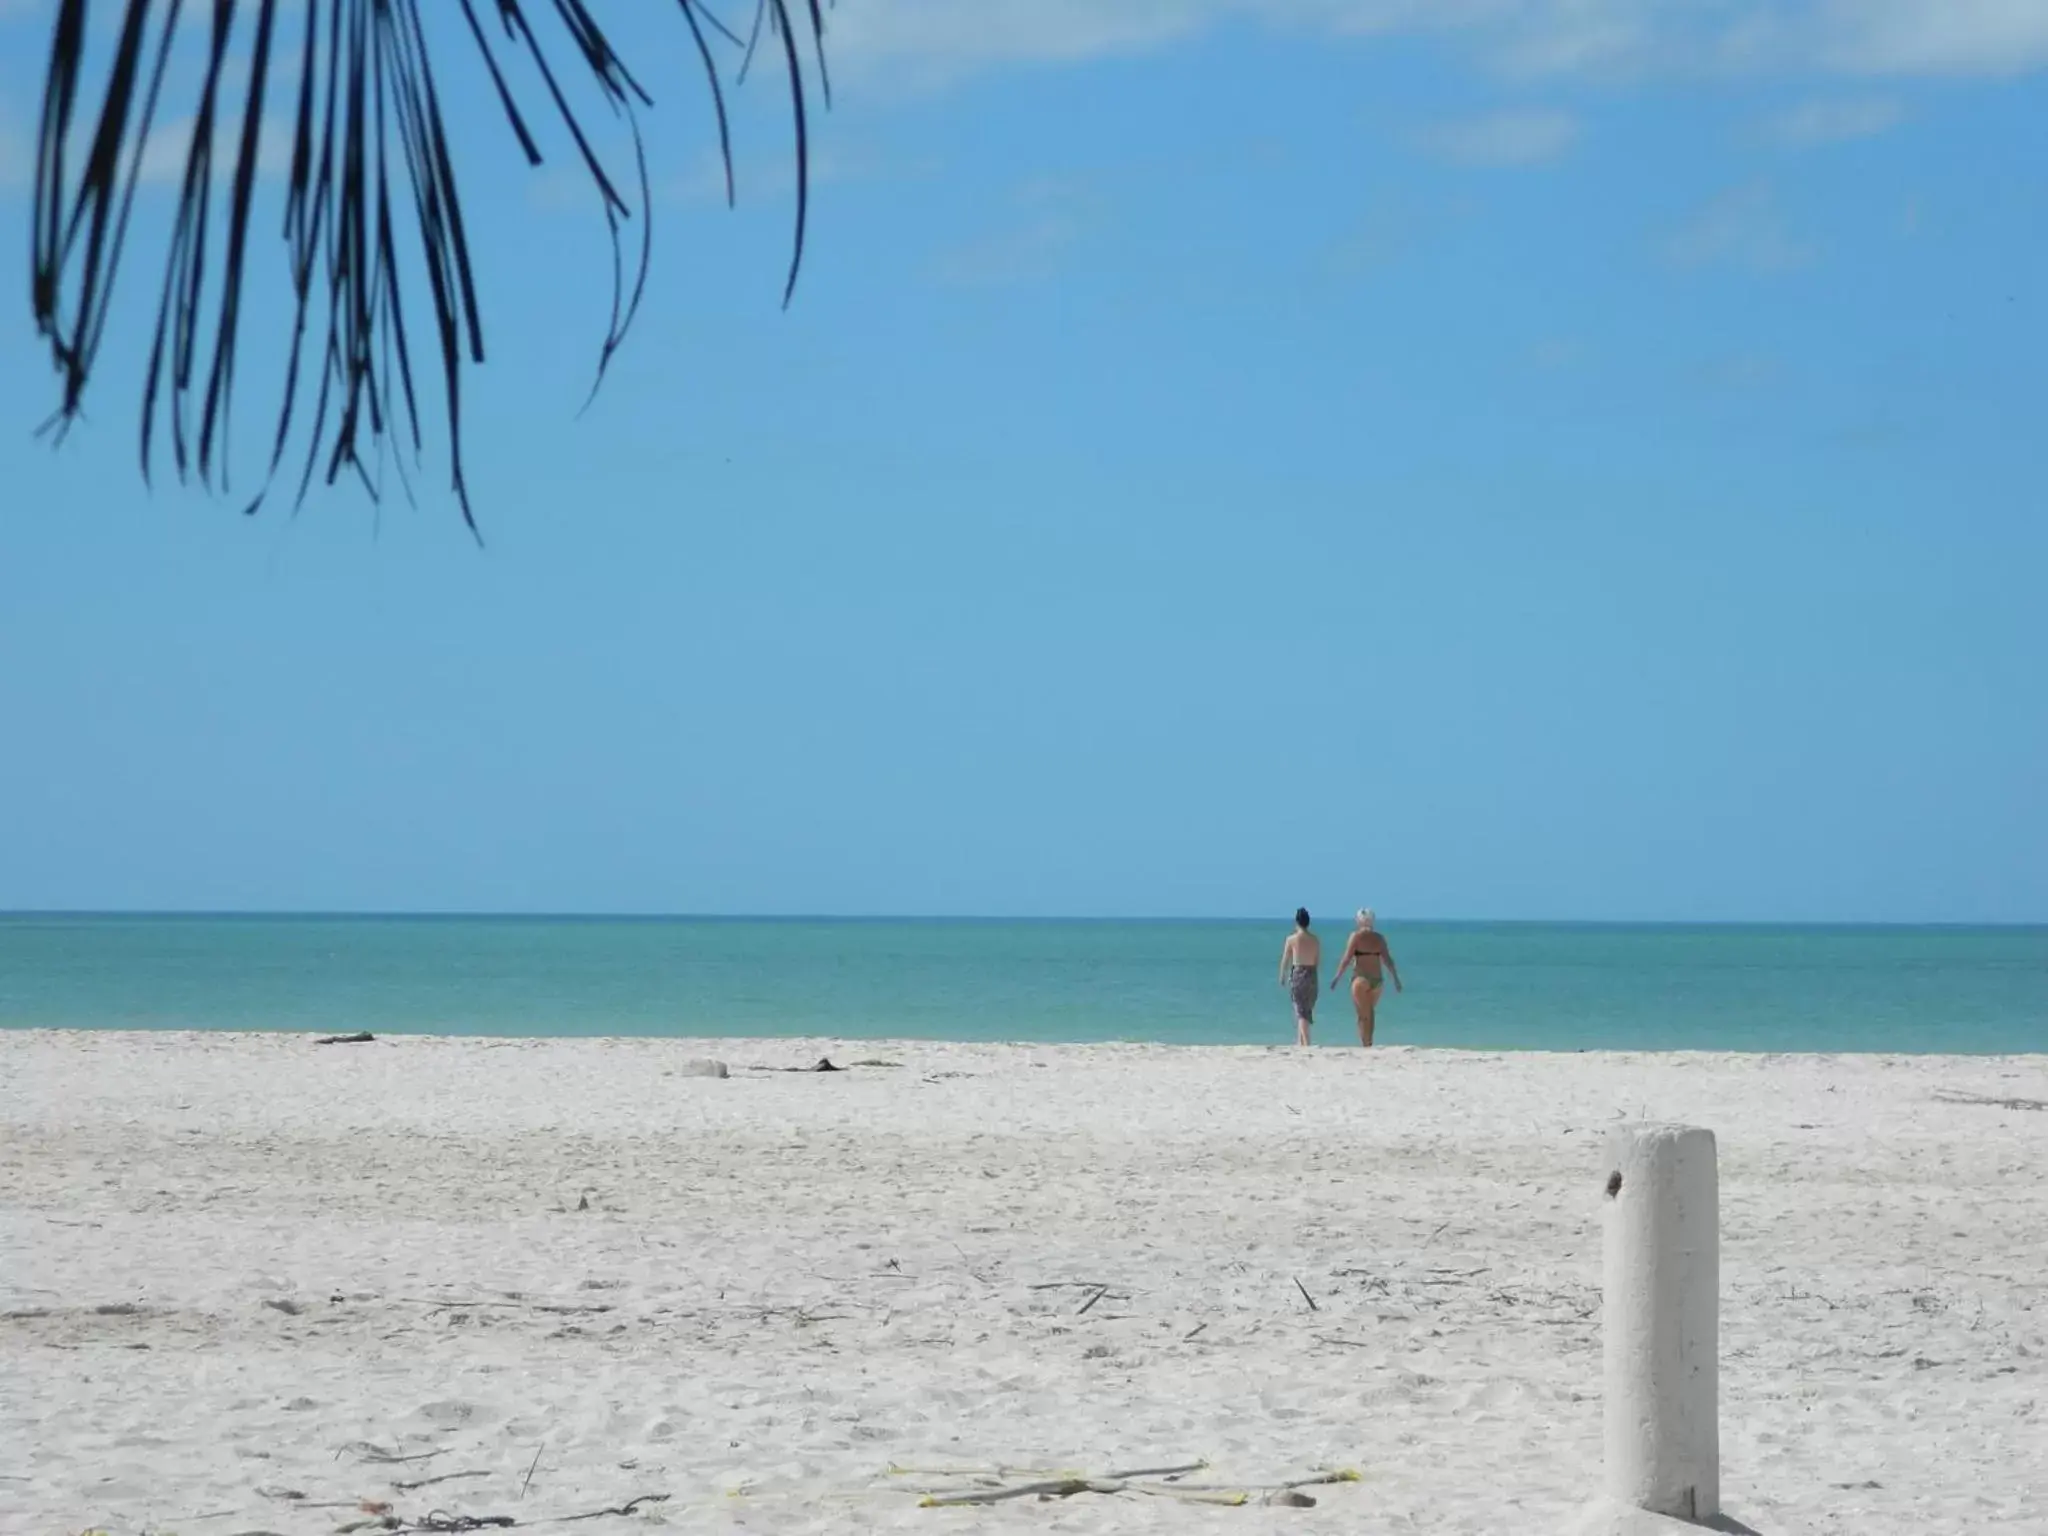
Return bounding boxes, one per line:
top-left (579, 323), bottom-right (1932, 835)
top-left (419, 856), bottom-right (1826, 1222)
top-left (1331, 908), bottom-right (1402, 1047)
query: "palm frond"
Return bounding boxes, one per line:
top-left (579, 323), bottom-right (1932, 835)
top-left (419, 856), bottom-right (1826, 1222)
top-left (30, 0), bottom-right (830, 535)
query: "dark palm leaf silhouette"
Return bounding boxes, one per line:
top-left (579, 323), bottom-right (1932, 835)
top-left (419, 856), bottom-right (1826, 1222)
top-left (29, 0), bottom-right (829, 534)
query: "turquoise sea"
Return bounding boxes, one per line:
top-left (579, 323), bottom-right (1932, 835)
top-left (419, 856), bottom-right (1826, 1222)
top-left (0, 915), bottom-right (2042, 1053)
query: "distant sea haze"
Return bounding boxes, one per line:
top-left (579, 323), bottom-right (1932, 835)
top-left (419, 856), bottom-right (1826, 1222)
top-left (2, 916), bottom-right (2042, 1053)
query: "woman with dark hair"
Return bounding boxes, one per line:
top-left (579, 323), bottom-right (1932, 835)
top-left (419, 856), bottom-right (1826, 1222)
top-left (1278, 908), bottom-right (1322, 1047)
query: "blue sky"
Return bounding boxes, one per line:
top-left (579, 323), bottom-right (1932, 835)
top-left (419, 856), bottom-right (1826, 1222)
top-left (0, 0), bottom-right (2042, 922)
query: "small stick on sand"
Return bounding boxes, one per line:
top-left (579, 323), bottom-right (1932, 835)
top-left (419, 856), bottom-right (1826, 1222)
top-left (343, 1444), bottom-right (444, 1465)
top-left (549, 1493), bottom-right (670, 1522)
top-left (402, 1298), bottom-right (613, 1317)
top-left (917, 1476), bottom-right (1116, 1505)
top-left (394, 1471), bottom-right (491, 1493)
top-left (887, 1463), bottom-right (1083, 1480)
top-left (1293, 1277), bottom-right (1318, 1312)
top-left (1104, 1461), bottom-right (1207, 1480)
top-left (520, 1444), bottom-right (544, 1498)
top-left (1077, 1286), bottom-right (1109, 1316)
top-left (1171, 1470), bottom-right (1362, 1494)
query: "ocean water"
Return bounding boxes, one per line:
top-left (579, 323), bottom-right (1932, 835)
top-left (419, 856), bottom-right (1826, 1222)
top-left (0, 915), bottom-right (2042, 1053)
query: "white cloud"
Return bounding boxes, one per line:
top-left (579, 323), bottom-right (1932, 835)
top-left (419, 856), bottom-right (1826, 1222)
top-left (1759, 96), bottom-right (1904, 147)
top-left (1415, 109), bottom-right (1580, 166)
top-left (823, 0), bottom-right (2048, 89)
top-left (1664, 182), bottom-right (1817, 274)
top-left (932, 176), bottom-right (1098, 285)
top-left (827, 0), bottom-right (1227, 88)
top-left (0, 81), bottom-right (293, 198)
top-left (1483, 1), bottom-right (1659, 78)
top-left (1817, 0), bottom-right (2048, 78)
top-left (133, 112), bottom-right (292, 186)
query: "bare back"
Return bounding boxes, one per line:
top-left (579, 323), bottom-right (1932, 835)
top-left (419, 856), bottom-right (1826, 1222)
top-left (1347, 931), bottom-right (1388, 981)
top-left (1284, 930), bottom-right (1322, 966)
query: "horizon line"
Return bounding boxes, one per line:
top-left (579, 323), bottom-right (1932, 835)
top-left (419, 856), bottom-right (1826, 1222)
top-left (1, 908), bottom-right (2042, 930)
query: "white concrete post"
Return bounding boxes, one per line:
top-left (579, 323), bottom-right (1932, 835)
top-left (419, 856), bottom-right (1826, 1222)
top-left (1602, 1123), bottom-right (1719, 1524)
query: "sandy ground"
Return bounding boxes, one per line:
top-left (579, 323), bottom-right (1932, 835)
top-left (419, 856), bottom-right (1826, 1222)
top-left (1, 1031), bottom-right (2044, 1536)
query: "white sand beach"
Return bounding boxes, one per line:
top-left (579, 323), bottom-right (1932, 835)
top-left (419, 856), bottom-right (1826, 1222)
top-left (2, 1032), bottom-right (2043, 1534)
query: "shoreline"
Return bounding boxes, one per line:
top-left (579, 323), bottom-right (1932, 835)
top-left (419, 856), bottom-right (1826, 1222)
top-left (4, 1031), bottom-right (2044, 1533)
top-left (4, 1024), bottom-right (2043, 1060)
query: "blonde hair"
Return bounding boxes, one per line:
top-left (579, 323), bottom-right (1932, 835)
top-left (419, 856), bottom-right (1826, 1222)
top-left (1357, 908), bottom-right (1375, 927)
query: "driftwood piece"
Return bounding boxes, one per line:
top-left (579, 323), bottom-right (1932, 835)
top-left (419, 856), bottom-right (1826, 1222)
top-left (917, 1477), bottom-right (1125, 1507)
top-left (1934, 1090), bottom-right (2048, 1112)
top-left (910, 1462), bottom-right (1355, 1510)
top-left (316, 1032), bottom-right (376, 1045)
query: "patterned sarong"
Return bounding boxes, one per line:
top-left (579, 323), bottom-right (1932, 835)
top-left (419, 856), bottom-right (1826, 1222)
top-left (1287, 963), bottom-right (1318, 1020)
